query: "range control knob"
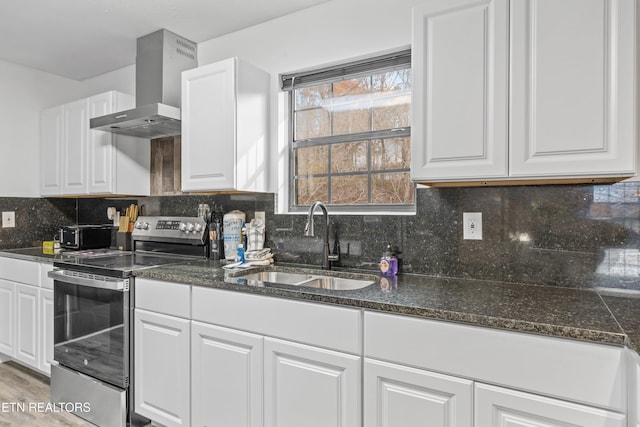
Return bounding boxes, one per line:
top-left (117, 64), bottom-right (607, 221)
top-left (194, 223), bottom-right (203, 232)
top-left (179, 222), bottom-right (187, 232)
top-left (134, 221), bottom-right (150, 230)
top-left (186, 223), bottom-right (195, 232)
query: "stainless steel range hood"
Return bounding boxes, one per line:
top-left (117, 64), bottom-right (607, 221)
top-left (90, 29), bottom-right (197, 139)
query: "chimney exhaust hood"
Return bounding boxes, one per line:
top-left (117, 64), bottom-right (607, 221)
top-left (90, 29), bottom-right (197, 139)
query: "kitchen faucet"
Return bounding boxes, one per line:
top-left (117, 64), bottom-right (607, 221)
top-left (304, 201), bottom-right (339, 270)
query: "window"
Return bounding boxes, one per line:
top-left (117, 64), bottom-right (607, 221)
top-left (282, 50), bottom-right (414, 212)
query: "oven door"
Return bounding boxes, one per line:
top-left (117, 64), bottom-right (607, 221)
top-left (49, 269), bottom-right (130, 389)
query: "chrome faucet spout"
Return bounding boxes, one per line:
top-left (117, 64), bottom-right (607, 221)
top-left (304, 201), bottom-right (338, 270)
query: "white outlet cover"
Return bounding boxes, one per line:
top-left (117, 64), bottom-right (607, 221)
top-left (2, 211), bottom-right (15, 228)
top-left (254, 211), bottom-right (266, 223)
top-left (463, 212), bottom-right (482, 240)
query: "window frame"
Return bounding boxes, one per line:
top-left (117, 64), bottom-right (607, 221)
top-left (282, 49), bottom-right (415, 214)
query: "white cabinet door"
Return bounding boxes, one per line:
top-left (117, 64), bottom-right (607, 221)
top-left (41, 91), bottom-right (146, 197)
top-left (38, 289), bottom-right (54, 375)
top-left (475, 383), bottom-right (626, 427)
top-left (181, 58), bottom-right (270, 192)
top-left (264, 337), bottom-right (361, 427)
top-left (191, 321), bottom-right (263, 427)
top-left (87, 92), bottom-right (115, 194)
top-left (364, 359), bottom-right (473, 427)
top-left (15, 283), bottom-right (38, 369)
top-left (87, 91), bottom-right (146, 195)
top-left (40, 106), bottom-right (64, 196)
top-left (62, 98), bottom-right (89, 195)
top-left (134, 309), bottom-right (190, 427)
top-left (509, 0), bottom-right (636, 178)
top-left (0, 280), bottom-right (15, 356)
top-left (182, 58), bottom-right (236, 191)
top-left (411, 0), bottom-right (508, 181)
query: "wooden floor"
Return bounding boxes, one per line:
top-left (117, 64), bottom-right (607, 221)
top-left (0, 361), bottom-right (95, 426)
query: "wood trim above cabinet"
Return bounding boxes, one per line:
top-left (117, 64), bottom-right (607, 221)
top-left (419, 176), bottom-right (626, 187)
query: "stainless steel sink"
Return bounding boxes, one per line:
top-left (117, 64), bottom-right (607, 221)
top-left (233, 270), bottom-right (376, 290)
top-left (240, 271), bottom-right (313, 286)
top-left (295, 276), bottom-right (375, 290)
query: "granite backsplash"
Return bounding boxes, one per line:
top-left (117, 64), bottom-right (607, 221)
top-left (2, 182), bottom-right (639, 290)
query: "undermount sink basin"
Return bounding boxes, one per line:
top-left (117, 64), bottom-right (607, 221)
top-left (240, 271), bottom-right (313, 286)
top-left (294, 276), bottom-right (375, 290)
top-left (234, 270), bottom-right (376, 291)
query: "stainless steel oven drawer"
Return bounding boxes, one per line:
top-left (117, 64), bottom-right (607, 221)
top-left (51, 364), bottom-right (126, 427)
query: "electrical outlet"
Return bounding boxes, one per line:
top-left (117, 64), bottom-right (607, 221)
top-left (2, 211), bottom-right (15, 228)
top-left (463, 212), bottom-right (482, 240)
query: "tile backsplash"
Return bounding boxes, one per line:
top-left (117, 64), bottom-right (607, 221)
top-left (0, 198), bottom-right (75, 247)
top-left (3, 181), bottom-right (640, 290)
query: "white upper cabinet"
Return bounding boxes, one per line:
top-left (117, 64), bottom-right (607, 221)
top-left (87, 92), bottom-right (150, 195)
top-left (62, 98), bottom-right (89, 195)
top-left (411, 0), bottom-right (509, 181)
top-left (411, 0), bottom-right (636, 183)
top-left (509, 0), bottom-right (636, 177)
top-left (40, 106), bottom-right (64, 196)
top-left (181, 57), bottom-right (270, 192)
top-left (40, 91), bottom-right (150, 196)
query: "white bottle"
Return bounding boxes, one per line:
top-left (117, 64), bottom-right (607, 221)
top-left (223, 210), bottom-right (245, 261)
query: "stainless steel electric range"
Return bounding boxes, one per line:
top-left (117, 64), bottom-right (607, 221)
top-left (48, 216), bottom-right (208, 427)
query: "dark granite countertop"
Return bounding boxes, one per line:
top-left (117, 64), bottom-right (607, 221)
top-left (0, 247), bottom-right (65, 263)
top-left (132, 259), bottom-right (640, 351)
top-left (4, 249), bottom-right (639, 352)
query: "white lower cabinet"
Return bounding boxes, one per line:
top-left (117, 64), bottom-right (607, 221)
top-left (134, 309), bottom-right (190, 427)
top-left (0, 279), bottom-right (15, 356)
top-left (15, 283), bottom-right (39, 368)
top-left (475, 383), bottom-right (626, 427)
top-left (191, 321), bottom-right (263, 427)
top-left (189, 286), bottom-right (362, 427)
top-left (364, 358), bottom-right (473, 427)
top-left (38, 289), bottom-right (53, 374)
top-left (264, 337), bottom-right (361, 427)
top-left (0, 259), bottom-right (53, 374)
top-left (131, 281), bottom-right (637, 427)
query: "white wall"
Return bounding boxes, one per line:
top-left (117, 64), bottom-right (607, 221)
top-left (196, 0), bottom-right (419, 209)
top-left (80, 65), bottom-right (135, 99)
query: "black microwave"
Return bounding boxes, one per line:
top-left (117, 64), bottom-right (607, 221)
top-left (60, 225), bottom-right (113, 250)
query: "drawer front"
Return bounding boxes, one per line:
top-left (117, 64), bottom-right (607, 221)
top-left (135, 279), bottom-right (190, 318)
top-left (365, 311), bottom-right (625, 412)
top-left (0, 257), bottom-right (40, 286)
top-left (192, 287), bottom-right (362, 354)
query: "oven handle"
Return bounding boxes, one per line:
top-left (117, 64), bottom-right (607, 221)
top-left (48, 269), bottom-right (129, 292)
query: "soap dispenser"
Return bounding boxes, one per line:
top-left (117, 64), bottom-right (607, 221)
top-left (379, 243), bottom-right (398, 276)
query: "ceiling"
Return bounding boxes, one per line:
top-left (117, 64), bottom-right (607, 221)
top-left (0, 0), bottom-right (330, 81)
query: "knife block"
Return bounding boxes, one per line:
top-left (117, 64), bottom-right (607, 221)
top-left (117, 232), bottom-right (132, 251)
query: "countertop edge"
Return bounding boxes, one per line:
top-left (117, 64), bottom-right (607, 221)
top-left (134, 266), bottom-right (631, 349)
top-left (0, 250), bottom-right (633, 350)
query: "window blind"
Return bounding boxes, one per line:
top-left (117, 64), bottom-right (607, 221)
top-left (281, 49), bottom-right (411, 91)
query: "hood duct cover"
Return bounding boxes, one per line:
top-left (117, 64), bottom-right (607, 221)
top-left (90, 29), bottom-right (197, 139)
